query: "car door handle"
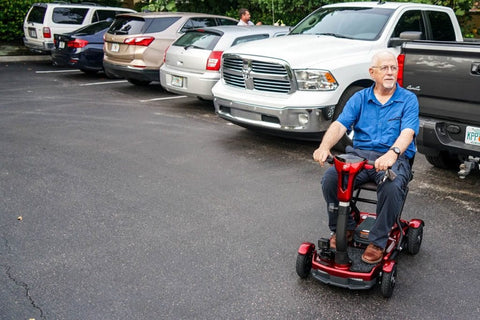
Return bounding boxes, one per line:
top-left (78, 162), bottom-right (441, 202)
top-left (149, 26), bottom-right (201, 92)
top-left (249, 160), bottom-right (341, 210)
top-left (472, 62), bottom-right (480, 75)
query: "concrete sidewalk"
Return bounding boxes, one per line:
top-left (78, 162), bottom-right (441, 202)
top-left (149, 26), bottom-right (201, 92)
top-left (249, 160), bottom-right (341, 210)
top-left (0, 43), bottom-right (51, 62)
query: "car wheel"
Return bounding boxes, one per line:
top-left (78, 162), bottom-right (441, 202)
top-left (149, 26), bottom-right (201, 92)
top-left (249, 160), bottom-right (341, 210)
top-left (103, 68), bottom-right (121, 79)
top-left (80, 69), bottom-right (98, 75)
top-left (128, 78), bottom-right (151, 86)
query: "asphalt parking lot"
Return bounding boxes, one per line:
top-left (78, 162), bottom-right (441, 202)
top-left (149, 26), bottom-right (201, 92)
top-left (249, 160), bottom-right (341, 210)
top-left (1, 60), bottom-right (479, 320)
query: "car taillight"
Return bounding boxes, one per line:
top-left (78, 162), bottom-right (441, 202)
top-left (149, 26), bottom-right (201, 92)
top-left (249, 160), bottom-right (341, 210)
top-left (124, 36), bottom-right (155, 46)
top-left (67, 39), bottom-right (89, 48)
top-left (43, 27), bottom-right (51, 38)
top-left (397, 53), bottom-right (405, 87)
top-left (163, 45), bottom-right (170, 63)
top-left (206, 51), bottom-right (223, 71)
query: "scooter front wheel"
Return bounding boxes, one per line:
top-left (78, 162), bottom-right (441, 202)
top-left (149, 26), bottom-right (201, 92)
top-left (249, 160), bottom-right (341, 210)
top-left (380, 264), bottom-right (397, 298)
top-left (296, 253), bottom-right (312, 278)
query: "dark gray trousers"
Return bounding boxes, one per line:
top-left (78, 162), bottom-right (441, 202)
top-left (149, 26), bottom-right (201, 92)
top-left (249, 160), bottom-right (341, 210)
top-left (321, 146), bottom-right (412, 249)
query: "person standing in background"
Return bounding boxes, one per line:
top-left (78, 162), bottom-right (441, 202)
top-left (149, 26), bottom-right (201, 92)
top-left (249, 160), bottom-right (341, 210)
top-left (237, 8), bottom-right (262, 26)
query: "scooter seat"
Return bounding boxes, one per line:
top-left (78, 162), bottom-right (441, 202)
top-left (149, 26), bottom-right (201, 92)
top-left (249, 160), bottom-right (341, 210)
top-left (356, 181), bottom-right (377, 191)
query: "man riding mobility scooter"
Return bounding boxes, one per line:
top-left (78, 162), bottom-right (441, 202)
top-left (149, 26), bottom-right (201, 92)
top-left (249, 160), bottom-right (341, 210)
top-left (295, 154), bottom-right (424, 298)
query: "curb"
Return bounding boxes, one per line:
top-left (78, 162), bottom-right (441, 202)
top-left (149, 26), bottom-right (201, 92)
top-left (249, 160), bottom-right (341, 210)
top-left (0, 55), bottom-right (51, 63)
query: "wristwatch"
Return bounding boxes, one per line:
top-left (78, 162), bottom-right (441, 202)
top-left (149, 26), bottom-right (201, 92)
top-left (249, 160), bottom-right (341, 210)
top-left (389, 146), bottom-right (401, 157)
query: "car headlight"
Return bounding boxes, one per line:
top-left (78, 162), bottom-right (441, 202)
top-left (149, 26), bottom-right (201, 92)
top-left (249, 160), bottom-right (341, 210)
top-left (294, 70), bottom-right (338, 91)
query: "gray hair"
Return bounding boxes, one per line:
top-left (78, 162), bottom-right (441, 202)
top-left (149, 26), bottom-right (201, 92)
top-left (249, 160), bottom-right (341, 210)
top-left (370, 50), bottom-right (397, 67)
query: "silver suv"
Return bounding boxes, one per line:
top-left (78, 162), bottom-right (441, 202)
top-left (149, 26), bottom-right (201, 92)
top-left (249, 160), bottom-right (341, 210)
top-left (23, 2), bottom-right (134, 53)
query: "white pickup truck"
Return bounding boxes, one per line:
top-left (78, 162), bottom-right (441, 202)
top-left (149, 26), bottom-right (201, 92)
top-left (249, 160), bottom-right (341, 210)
top-left (212, 1), bottom-right (463, 145)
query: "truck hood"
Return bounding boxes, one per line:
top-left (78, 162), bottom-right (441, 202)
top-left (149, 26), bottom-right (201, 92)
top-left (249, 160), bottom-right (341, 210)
top-left (224, 34), bottom-right (375, 69)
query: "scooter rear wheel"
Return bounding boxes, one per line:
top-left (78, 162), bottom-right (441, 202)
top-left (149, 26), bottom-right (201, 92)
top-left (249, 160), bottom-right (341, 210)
top-left (296, 253), bottom-right (312, 278)
top-left (407, 225), bottom-right (423, 255)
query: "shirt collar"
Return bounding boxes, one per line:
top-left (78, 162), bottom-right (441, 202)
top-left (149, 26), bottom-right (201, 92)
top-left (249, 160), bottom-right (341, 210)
top-left (367, 83), bottom-right (403, 106)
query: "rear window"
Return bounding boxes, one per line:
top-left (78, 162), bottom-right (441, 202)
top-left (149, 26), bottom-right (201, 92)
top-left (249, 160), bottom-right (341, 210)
top-left (92, 9), bottom-right (127, 23)
top-left (108, 16), bottom-right (146, 35)
top-left (74, 20), bottom-right (112, 36)
top-left (426, 11), bottom-right (456, 41)
top-left (180, 18), bottom-right (218, 33)
top-left (145, 17), bottom-right (181, 33)
top-left (217, 18), bottom-right (237, 26)
top-left (173, 31), bottom-right (221, 50)
top-left (52, 7), bottom-right (89, 25)
top-left (26, 5), bottom-right (47, 24)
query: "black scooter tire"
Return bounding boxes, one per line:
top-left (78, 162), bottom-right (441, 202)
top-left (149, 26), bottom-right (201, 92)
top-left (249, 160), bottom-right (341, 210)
top-left (296, 253), bottom-right (312, 279)
top-left (380, 264), bottom-right (397, 298)
top-left (407, 225), bottom-right (423, 255)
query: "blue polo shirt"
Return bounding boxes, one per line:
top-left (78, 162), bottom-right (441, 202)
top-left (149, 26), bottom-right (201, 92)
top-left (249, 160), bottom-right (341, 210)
top-left (337, 84), bottom-right (419, 159)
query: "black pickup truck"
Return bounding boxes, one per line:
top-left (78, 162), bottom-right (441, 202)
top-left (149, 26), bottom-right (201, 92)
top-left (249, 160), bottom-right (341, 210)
top-left (400, 40), bottom-right (480, 178)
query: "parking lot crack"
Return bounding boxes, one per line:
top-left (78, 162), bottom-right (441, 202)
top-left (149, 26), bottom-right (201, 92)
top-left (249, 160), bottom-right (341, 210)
top-left (3, 265), bottom-right (46, 319)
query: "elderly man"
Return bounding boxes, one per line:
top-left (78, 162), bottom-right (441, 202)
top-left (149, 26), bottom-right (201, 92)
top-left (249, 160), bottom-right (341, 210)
top-left (313, 50), bottom-right (419, 264)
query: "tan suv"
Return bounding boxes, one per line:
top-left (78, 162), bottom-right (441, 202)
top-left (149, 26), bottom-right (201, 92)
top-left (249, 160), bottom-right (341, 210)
top-left (103, 12), bottom-right (237, 85)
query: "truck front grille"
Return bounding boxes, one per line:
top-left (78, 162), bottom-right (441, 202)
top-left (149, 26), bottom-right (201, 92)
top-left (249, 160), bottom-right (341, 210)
top-left (222, 54), bottom-right (294, 93)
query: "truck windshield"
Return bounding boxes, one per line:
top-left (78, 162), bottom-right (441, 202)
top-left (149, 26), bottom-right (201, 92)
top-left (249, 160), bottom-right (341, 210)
top-left (290, 7), bottom-right (393, 41)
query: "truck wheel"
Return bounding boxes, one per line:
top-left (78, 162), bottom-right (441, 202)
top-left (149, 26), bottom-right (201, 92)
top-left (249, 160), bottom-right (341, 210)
top-left (332, 85), bottom-right (364, 152)
top-left (425, 152), bottom-right (461, 170)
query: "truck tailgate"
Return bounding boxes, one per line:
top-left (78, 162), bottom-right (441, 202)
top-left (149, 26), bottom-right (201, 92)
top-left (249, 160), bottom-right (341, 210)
top-left (402, 41), bottom-right (480, 125)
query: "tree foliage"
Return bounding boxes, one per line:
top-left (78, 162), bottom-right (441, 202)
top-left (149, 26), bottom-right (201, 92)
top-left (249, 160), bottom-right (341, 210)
top-left (1, 0), bottom-right (478, 43)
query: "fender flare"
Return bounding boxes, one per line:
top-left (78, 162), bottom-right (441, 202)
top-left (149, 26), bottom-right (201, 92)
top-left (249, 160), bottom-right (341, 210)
top-left (298, 242), bottom-right (315, 255)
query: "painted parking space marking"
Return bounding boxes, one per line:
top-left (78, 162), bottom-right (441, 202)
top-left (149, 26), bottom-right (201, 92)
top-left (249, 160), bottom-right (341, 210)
top-left (79, 80), bottom-right (128, 86)
top-left (140, 96), bottom-right (187, 103)
top-left (36, 69), bottom-right (80, 74)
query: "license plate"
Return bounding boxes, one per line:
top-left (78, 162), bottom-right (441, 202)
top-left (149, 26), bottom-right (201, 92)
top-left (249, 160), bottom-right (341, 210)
top-left (111, 43), bottom-right (119, 52)
top-left (59, 41), bottom-right (65, 49)
top-left (28, 28), bottom-right (37, 38)
top-left (171, 75), bottom-right (184, 87)
top-left (465, 126), bottom-right (480, 146)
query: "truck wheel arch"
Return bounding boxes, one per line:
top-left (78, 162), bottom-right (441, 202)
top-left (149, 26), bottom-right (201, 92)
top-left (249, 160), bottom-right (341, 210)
top-left (332, 84), bottom-right (369, 152)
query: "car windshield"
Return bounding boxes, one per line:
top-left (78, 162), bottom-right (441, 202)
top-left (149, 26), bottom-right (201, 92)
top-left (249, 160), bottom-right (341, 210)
top-left (290, 7), bottom-right (394, 41)
top-left (173, 30), bottom-right (221, 50)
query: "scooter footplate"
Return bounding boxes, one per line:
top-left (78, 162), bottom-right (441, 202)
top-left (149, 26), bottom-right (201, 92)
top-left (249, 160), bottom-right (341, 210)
top-left (348, 247), bottom-right (378, 273)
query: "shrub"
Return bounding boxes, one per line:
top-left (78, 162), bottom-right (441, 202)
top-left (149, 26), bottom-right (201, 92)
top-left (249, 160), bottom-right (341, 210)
top-left (0, 0), bottom-right (44, 43)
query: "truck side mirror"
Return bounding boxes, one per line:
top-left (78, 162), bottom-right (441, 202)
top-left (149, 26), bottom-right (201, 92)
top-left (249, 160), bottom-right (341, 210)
top-left (388, 31), bottom-right (422, 47)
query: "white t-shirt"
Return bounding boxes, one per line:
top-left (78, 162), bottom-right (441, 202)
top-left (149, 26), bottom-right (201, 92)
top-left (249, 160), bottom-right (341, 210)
top-left (237, 20), bottom-right (254, 26)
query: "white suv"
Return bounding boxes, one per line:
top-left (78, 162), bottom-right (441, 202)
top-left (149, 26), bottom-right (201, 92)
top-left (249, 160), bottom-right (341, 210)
top-left (23, 2), bottom-right (135, 53)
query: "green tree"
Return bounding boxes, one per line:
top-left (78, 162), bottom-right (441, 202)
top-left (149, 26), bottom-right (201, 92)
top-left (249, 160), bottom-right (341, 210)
top-left (142, 0), bottom-right (177, 12)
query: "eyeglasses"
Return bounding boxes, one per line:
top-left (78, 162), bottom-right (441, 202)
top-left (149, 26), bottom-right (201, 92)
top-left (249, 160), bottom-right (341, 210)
top-left (372, 65), bottom-right (398, 72)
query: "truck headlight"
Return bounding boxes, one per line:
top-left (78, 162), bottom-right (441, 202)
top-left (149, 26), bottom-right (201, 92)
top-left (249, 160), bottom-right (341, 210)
top-left (294, 70), bottom-right (338, 91)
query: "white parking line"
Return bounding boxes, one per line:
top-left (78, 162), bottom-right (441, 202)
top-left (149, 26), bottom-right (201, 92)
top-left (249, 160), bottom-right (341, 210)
top-left (79, 80), bottom-right (128, 86)
top-left (140, 96), bottom-right (187, 103)
top-left (36, 69), bottom-right (80, 74)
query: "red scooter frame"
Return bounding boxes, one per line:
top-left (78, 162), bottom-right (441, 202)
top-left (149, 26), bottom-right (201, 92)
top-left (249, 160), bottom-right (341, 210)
top-left (296, 154), bottom-right (424, 298)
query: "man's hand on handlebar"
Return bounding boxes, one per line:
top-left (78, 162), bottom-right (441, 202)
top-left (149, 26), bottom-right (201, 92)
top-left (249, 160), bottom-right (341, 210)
top-left (374, 151), bottom-right (398, 172)
top-left (313, 147), bottom-right (332, 166)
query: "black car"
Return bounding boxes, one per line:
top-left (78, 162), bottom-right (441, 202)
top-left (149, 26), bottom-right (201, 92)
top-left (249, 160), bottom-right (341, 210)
top-left (52, 20), bottom-right (114, 75)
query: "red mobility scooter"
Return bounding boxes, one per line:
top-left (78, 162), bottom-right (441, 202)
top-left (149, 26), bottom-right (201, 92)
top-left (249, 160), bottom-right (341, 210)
top-left (296, 154), bottom-right (424, 298)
